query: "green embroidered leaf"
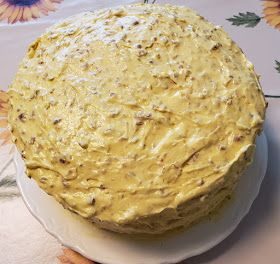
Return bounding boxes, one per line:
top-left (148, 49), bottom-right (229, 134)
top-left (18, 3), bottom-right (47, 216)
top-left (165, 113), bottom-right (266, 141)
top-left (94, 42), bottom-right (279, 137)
top-left (227, 12), bottom-right (261, 28)
top-left (144, 0), bottom-right (156, 3)
top-left (265, 95), bottom-right (280, 98)
top-left (0, 177), bottom-right (19, 200)
top-left (275, 60), bottom-right (280, 74)
top-left (0, 177), bottom-right (17, 188)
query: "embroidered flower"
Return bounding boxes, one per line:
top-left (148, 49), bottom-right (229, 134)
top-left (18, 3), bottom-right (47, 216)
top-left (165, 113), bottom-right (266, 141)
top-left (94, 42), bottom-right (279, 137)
top-left (0, 91), bottom-right (11, 146)
top-left (263, 0), bottom-right (280, 30)
top-left (0, 0), bottom-right (63, 24)
top-left (57, 248), bottom-right (94, 264)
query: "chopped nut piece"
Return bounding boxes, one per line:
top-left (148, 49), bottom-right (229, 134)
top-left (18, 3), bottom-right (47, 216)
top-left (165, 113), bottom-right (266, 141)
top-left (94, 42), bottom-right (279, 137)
top-left (108, 108), bottom-right (121, 117)
top-left (49, 96), bottom-right (56, 105)
top-left (87, 195), bottom-right (96, 205)
top-left (135, 111), bottom-right (152, 119)
top-left (135, 119), bottom-right (144, 126)
top-left (40, 177), bottom-right (48, 183)
top-left (78, 140), bottom-right (89, 149)
top-left (30, 137), bottom-right (36, 145)
top-left (211, 42), bottom-right (222, 51)
top-left (59, 158), bottom-right (68, 164)
top-left (219, 145), bottom-right (226, 151)
top-left (160, 36), bottom-right (169, 43)
top-left (127, 171), bottom-right (136, 177)
top-left (129, 136), bottom-right (139, 143)
top-left (103, 127), bottom-right (113, 135)
top-left (226, 98), bottom-right (233, 105)
top-left (64, 168), bottom-right (77, 180)
top-left (53, 118), bottom-right (62, 125)
top-left (137, 50), bottom-right (148, 57)
top-left (200, 195), bottom-right (208, 202)
top-left (233, 135), bottom-right (243, 142)
top-left (18, 113), bottom-right (26, 121)
top-left (196, 179), bottom-right (205, 186)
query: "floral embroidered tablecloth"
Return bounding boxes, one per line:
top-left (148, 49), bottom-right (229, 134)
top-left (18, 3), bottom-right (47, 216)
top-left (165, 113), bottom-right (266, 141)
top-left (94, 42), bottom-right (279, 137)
top-left (0, 0), bottom-right (280, 263)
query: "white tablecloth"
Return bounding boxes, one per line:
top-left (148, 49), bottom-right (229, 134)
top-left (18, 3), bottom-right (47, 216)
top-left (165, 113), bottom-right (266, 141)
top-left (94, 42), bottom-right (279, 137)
top-left (0, 1), bottom-right (280, 263)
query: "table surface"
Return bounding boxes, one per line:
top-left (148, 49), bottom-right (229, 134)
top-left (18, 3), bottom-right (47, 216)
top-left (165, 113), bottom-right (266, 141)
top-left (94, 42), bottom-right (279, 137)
top-left (0, 1), bottom-right (279, 264)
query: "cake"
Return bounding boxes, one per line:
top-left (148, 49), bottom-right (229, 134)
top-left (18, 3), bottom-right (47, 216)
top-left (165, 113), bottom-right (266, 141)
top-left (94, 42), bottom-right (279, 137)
top-left (8, 4), bottom-right (266, 234)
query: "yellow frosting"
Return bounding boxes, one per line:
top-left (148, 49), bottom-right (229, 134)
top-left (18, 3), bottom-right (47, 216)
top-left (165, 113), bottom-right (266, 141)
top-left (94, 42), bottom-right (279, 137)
top-left (8, 4), bottom-right (266, 234)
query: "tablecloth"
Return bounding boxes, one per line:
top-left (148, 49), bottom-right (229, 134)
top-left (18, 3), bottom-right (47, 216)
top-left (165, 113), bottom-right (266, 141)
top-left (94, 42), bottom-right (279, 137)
top-left (0, 0), bottom-right (280, 263)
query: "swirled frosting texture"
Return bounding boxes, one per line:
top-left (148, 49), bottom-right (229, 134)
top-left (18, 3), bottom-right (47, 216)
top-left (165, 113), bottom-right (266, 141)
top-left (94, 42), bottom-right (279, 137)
top-left (8, 4), bottom-right (266, 234)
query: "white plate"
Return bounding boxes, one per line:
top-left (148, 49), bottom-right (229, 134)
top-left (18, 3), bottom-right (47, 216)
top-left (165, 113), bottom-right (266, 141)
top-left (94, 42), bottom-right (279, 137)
top-left (15, 133), bottom-right (268, 264)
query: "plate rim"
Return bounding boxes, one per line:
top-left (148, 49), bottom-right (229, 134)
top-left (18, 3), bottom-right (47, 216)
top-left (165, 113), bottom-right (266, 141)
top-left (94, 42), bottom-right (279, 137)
top-left (15, 132), bottom-right (268, 264)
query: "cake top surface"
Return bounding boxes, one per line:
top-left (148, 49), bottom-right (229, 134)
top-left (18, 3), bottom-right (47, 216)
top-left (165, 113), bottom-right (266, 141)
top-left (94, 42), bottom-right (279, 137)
top-left (8, 4), bottom-right (266, 223)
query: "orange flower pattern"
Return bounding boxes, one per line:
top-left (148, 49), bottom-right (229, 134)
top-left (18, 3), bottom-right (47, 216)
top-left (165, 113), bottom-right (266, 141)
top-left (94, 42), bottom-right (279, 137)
top-left (0, 0), bottom-right (63, 24)
top-left (0, 90), bottom-right (11, 146)
top-left (57, 248), bottom-right (95, 264)
top-left (263, 0), bottom-right (280, 30)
